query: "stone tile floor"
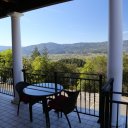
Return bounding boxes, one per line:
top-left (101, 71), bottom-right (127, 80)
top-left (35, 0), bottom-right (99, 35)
top-left (0, 93), bottom-right (100, 128)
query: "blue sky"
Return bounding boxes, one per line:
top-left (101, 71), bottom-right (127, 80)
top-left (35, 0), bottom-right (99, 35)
top-left (0, 0), bottom-right (128, 46)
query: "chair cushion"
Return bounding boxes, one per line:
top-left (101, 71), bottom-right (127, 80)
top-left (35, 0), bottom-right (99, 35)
top-left (48, 95), bottom-right (68, 110)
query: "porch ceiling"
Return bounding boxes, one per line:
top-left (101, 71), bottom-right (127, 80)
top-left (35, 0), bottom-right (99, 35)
top-left (0, 0), bottom-right (71, 19)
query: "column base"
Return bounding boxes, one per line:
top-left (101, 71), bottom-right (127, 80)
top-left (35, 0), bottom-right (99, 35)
top-left (11, 98), bottom-right (19, 105)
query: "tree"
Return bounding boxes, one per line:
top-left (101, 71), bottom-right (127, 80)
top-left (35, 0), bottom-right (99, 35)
top-left (41, 47), bottom-right (49, 72)
top-left (0, 49), bottom-right (12, 68)
top-left (78, 55), bottom-right (107, 91)
top-left (31, 56), bottom-right (43, 71)
top-left (31, 48), bottom-right (51, 73)
top-left (31, 47), bottom-right (41, 60)
top-left (0, 49), bottom-right (12, 82)
top-left (23, 57), bottom-right (32, 71)
top-left (81, 55), bottom-right (107, 75)
top-left (58, 58), bottom-right (85, 67)
top-left (123, 54), bottom-right (128, 93)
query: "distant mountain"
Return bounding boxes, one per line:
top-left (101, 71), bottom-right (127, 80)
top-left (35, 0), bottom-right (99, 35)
top-left (1, 40), bottom-right (128, 55)
top-left (0, 46), bottom-right (11, 51)
top-left (22, 42), bottom-right (108, 55)
top-left (23, 42), bottom-right (65, 55)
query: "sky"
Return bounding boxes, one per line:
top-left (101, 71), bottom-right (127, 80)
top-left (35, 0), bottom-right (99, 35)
top-left (0, 0), bottom-right (128, 46)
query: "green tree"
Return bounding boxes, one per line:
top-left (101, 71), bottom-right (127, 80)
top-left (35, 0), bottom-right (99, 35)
top-left (58, 58), bottom-right (85, 67)
top-left (31, 47), bottom-right (41, 60)
top-left (31, 49), bottom-right (51, 73)
top-left (123, 54), bottom-right (128, 92)
top-left (23, 57), bottom-right (32, 71)
top-left (0, 49), bottom-right (12, 68)
top-left (41, 47), bottom-right (50, 73)
top-left (31, 56), bottom-right (43, 71)
top-left (0, 49), bottom-right (12, 82)
top-left (81, 55), bottom-right (107, 74)
top-left (78, 55), bottom-right (107, 91)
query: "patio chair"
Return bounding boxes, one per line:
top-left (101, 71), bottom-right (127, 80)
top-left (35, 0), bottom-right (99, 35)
top-left (48, 90), bottom-right (81, 128)
top-left (15, 81), bottom-right (39, 122)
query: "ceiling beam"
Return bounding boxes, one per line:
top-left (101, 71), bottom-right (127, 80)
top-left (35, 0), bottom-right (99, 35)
top-left (0, 0), bottom-right (72, 18)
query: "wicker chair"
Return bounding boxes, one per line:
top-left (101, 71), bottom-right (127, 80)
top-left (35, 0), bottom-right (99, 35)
top-left (15, 81), bottom-right (39, 122)
top-left (48, 90), bottom-right (81, 128)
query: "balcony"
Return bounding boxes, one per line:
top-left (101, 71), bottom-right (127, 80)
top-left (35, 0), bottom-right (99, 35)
top-left (0, 69), bottom-right (101, 128)
top-left (0, 0), bottom-right (127, 127)
top-left (0, 68), bottom-right (128, 128)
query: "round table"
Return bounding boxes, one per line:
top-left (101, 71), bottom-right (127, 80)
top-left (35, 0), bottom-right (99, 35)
top-left (23, 83), bottom-right (63, 128)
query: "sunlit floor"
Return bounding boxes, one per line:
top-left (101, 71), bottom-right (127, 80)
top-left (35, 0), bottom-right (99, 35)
top-left (0, 93), bottom-right (100, 128)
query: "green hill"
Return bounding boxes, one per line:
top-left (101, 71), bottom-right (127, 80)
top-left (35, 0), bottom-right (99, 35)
top-left (22, 42), bottom-right (107, 55)
top-left (1, 40), bottom-right (128, 55)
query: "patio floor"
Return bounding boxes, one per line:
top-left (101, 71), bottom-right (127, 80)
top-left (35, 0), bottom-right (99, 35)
top-left (0, 93), bottom-right (100, 128)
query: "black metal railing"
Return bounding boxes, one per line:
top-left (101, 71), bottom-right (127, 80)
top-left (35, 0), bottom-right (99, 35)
top-left (109, 92), bottom-right (128, 128)
top-left (0, 67), bottom-right (128, 127)
top-left (57, 72), bottom-right (103, 117)
top-left (0, 68), bottom-right (106, 119)
top-left (0, 68), bottom-right (14, 96)
top-left (101, 78), bottom-right (128, 128)
top-left (23, 70), bottom-right (103, 117)
top-left (100, 78), bottom-right (114, 128)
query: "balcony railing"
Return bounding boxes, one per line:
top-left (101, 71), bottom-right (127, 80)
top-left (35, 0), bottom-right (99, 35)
top-left (101, 78), bottom-right (128, 128)
top-left (0, 67), bottom-right (103, 118)
top-left (0, 68), bottom-right (128, 127)
top-left (0, 68), bottom-right (14, 96)
top-left (22, 70), bottom-right (103, 118)
top-left (110, 92), bottom-right (128, 127)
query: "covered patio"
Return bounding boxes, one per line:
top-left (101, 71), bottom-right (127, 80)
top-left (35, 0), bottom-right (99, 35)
top-left (0, 0), bottom-right (127, 128)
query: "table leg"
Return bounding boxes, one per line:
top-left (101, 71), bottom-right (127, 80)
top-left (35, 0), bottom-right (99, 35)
top-left (42, 98), bottom-right (50, 128)
top-left (29, 103), bottom-right (33, 122)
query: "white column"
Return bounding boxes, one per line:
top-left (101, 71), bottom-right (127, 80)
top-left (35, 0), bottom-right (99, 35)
top-left (108, 0), bottom-right (124, 127)
top-left (10, 12), bottom-right (24, 104)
